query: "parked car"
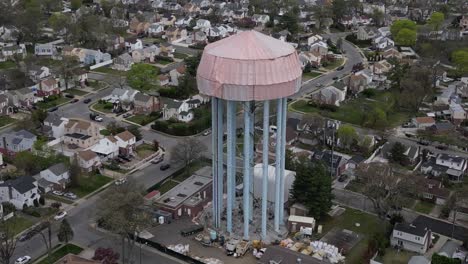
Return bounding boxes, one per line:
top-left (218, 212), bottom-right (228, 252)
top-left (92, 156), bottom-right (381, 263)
top-left (418, 139), bottom-right (430, 146)
top-left (18, 232), bottom-right (33, 242)
top-left (54, 211), bottom-right (67, 220)
top-left (151, 157), bottom-right (164, 164)
top-left (332, 76), bottom-right (339, 80)
top-left (64, 192), bottom-right (77, 199)
top-left (115, 178), bottom-right (127, 185)
top-left (160, 164), bottom-right (171, 171)
top-left (52, 190), bottom-right (64, 196)
top-left (95, 116), bottom-right (103, 122)
top-left (64, 94), bottom-right (75, 99)
top-left (14, 256), bottom-right (31, 264)
top-left (70, 99), bottom-right (79, 103)
top-left (202, 129), bottom-right (212, 136)
top-left (123, 113), bottom-right (131, 118)
top-left (83, 98), bottom-right (91, 104)
top-left (338, 174), bottom-right (348, 182)
top-left (337, 66), bottom-right (344, 71)
top-left (48, 107), bottom-right (59, 112)
top-left (436, 144), bottom-right (448, 150)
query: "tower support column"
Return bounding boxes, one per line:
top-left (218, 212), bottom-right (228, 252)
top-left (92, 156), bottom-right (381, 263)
top-left (216, 99), bottom-right (224, 227)
top-left (211, 98), bottom-right (219, 228)
top-left (261, 100), bottom-right (270, 239)
top-left (226, 100), bottom-right (236, 234)
top-left (274, 98), bottom-right (283, 232)
top-left (243, 101), bottom-right (252, 240)
top-left (279, 97), bottom-right (287, 224)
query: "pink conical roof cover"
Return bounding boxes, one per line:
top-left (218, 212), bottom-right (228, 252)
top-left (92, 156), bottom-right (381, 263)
top-left (197, 30), bottom-right (302, 101)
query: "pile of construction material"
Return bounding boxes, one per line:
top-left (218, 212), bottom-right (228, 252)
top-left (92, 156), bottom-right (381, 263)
top-left (168, 244), bottom-right (189, 255)
top-left (278, 239), bottom-right (345, 264)
top-left (203, 258), bottom-right (223, 264)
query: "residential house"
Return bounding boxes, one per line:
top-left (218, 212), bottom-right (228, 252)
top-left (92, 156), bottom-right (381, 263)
top-left (77, 149), bottom-right (101, 172)
top-left (0, 130), bottom-right (37, 156)
top-left (103, 87), bottom-right (139, 104)
top-left (421, 154), bottom-right (467, 182)
top-left (43, 114), bottom-right (69, 139)
top-left (68, 48), bottom-right (111, 65)
top-left (158, 75), bottom-right (170, 86)
top-left (175, 17), bottom-right (193, 27)
top-left (55, 254), bottom-right (101, 264)
top-left (459, 15), bottom-right (468, 31)
top-left (169, 65), bottom-right (186, 86)
top-left (403, 145), bottom-right (420, 164)
top-left (187, 31), bottom-right (208, 44)
top-left (114, 130), bottom-right (136, 156)
top-left (160, 14), bottom-right (177, 26)
top-left (91, 136), bottom-right (119, 159)
top-left (390, 223), bottom-right (431, 254)
top-left (38, 163), bottom-right (70, 191)
top-left (412, 117), bottom-right (436, 129)
top-left (438, 240), bottom-right (466, 261)
top-left (309, 41), bottom-right (328, 56)
top-left (1, 44), bottom-right (26, 59)
top-left (348, 73), bottom-right (369, 94)
top-left (347, 155), bottom-right (366, 170)
top-left (6, 88), bottom-right (35, 108)
top-left (63, 119), bottom-right (100, 149)
top-left (165, 27), bottom-right (188, 42)
top-left (449, 103), bottom-right (466, 125)
top-left (133, 93), bottom-right (160, 114)
top-left (162, 98), bottom-right (195, 122)
top-left (252, 14), bottom-right (270, 26)
top-left (0, 94), bottom-right (13, 116)
top-left (356, 26), bottom-right (377, 41)
top-left (310, 84), bottom-right (347, 106)
top-left (126, 39), bottom-right (143, 51)
top-left (112, 53), bottom-right (134, 71)
top-left (307, 34), bottom-right (323, 46)
top-left (196, 19), bottom-right (211, 29)
top-left (34, 43), bottom-right (55, 56)
top-left (313, 150), bottom-right (348, 177)
top-left (129, 18), bottom-right (150, 34)
top-left (371, 60), bottom-right (392, 75)
top-left (416, 178), bottom-right (450, 205)
top-left (28, 66), bottom-right (51, 82)
top-left (299, 50), bottom-right (322, 68)
top-left (0, 176), bottom-right (39, 209)
top-left (427, 122), bottom-right (454, 134)
top-left (38, 77), bottom-right (60, 97)
top-left (382, 47), bottom-right (403, 60)
top-left (132, 45), bottom-right (160, 64)
top-left (183, 3), bottom-right (199, 13)
top-left (373, 36), bottom-right (395, 50)
top-left (160, 43), bottom-right (175, 55)
top-left (148, 23), bottom-right (165, 36)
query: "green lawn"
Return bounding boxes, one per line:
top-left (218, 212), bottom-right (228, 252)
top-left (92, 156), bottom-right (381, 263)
top-left (317, 208), bottom-right (387, 264)
top-left (88, 80), bottom-right (105, 90)
top-left (69, 174), bottom-right (112, 198)
top-left (7, 216), bottom-right (34, 235)
top-left (136, 143), bottom-right (156, 158)
top-left (36, 97), bottom-right (70, 109)
top-left (290, 92), bottom-right (410, 129)
top-left (158, 180), bottom-right (179, 194)
top-left (37, 244), bottom-right (83, 264)
top-left (413, 200), bottom-right (435, 215)
top-left (93, 67), bottom-right (126, 76)
top-left (44, 194), bottom-right (73, 205)
top-left (418, 130), bottom-right (468, 149)
top-left (126, 114), bottom-right (159, 126)
top-left (379, 248), bottom-right (416, 264)
top-left (0, 61), bottom-right (16, 70)
top-left (324, 58), bottom-right (345, 70)
top-left (174, 52), bottom-right (189, 59)
top-left (303, 71), bottom-right (322, 81)
top-left (0, 116), bottom-right (15, 127)
top-left (66, 89), bottom-right (88, 96)
top-left (92, 102), bottom-right (113, 113)
top-left (156, 60), bottom-right (173, 65)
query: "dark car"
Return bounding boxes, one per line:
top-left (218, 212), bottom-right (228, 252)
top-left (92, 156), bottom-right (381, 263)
top-left (337, 66), bottom-right (344, 71)
top-left (332, 76), bottom-right (339, 80)
top-left (83, 98), bottom-right (91, 104)
top-left (160, 164), bottom-right (171, 171)
top-left (64, 94), bottom-right (75, 99)
top-left (48, 107), bottom-right (58, 112)
top-left (338, 174), bottom-right (348, 182)
top-left (18, 232), bottom-right (33, 242)
top-left (436, 145), bottom-right (448, 150)
top-left (70, 99), bottom-right (79, 103)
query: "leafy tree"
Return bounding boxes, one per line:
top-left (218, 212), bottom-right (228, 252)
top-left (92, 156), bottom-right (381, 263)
top-left (331, 0), bottom-right (349, 24)
top-left (42, 0), bottom-right (63, 13)
top-left (428, 12), bottom-right (444, 31)
top-left (291, 159), bottom-right (332, 220)
top-left (312, 5), bottom-right (333, 30)
top-left (390, 142), bottom-right (406, 164)
top-left (93, 248), bottom-right (120, 264)
top-left (57, 219), bottom-right (74, 244)
top-left (390, 19), bottom-right (417, 36)
top-left (97, 180), bottom-right (150, 264)
top-left (58, 56), bottom-right (80, 90)
top-left (432, 253), bottom-right (461, 264)
top-left (106, 122), bottom-right (126, 135)
top-left (186, 52), bottom-right (202, 76)
top-left (388, 59), bottom-right (410, 90)
top-left (285, 149), bottom-right (295, 171)
top-left (171, 138), bottom-right (207, 172)
top-left (70, 0), bottom-right (82, 10)
top-left (359, 136), bottom-right (373, 156)
top-left (31, 109), bottom-right (48, 125)
top-left (337, 125), bottom-right (358, 149)
top-left (16, 0), bottom-right (43, 42)
top-left (370, 8), bottom-right (385, 26)
top-left (127, 126), bottom-right (142, 141)
top-left (452, 48), bottom-right (468, 75)
top-left (152, 140), bottom-right (159, 151)
top-left (303, 62), bottom-right (312, 73)
top-left (34, 221), bottom-right (53, 263)
top-left (395, 28), bottom-right (417, 46)
top-left (279, 11), bottom-right (299, 35)
top-left (127, 64), bottom-right (157, 91)
top-left (356, 162), bottom-right (409, 219)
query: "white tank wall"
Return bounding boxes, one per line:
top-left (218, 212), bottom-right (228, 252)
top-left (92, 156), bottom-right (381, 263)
top-left (253, 163), bottom-right (295, 203)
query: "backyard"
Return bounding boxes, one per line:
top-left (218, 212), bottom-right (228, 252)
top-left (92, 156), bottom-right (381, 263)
top-left (126, 113), bottom-right (160, 126)
top-left (0, 61), bottom-right (16, 69)
top-left (68, 174), bottom-right (112, 197)
top-left (324, 58), bottom-right (345, 70)
top-left (36, 96), bottom-right (71, 110)
top-left (36, 244), bottom-right (83, 264)
top-left (93, 67), bottom-right (126, 76)
top-left (136, 143), bottom-right (157, 158)
top-left (0, 116), bottom-right (16, 127)
top-left (303, 71), bottom-right (323, 81)
top-left (174, 52), bottom-right (190, 59)
top-left (65, 88), bottom-right (88, 96)
top-left (316, 208), bottom-right (387, 264)
top-left (290, 91), bottom-right (410, 129)
top-left (412, 200), bottom-right (435, 215)
top-left (376, 248), bottom-right (416, 264)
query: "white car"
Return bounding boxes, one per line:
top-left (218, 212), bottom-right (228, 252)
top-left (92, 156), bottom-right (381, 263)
top-left (95, 116), bottom-right (103, 122)
top-left (54, 211), bottom-right (67, 220)
top-left (15, 256), bottom-right (31, 264)
top-left (114, 178), bottom-right (127, 185)
top-left (64, 193), bottom-right (77, 199)
top-left (202, 129), bottom-right (211, 136)
top-left (52, 190), bottom-right (64, 196)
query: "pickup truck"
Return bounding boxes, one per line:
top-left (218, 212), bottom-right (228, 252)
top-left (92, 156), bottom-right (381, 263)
top-left (235, 240), bottom-right (251, 257)
top-left (225, 238), bottom-right (240, 256)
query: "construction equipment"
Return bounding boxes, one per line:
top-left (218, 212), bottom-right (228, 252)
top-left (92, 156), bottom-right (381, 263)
top-left (252, 240), bottom-right (262, 250)
top-left (201, 235), bottom-right (212, 246)
top-left (235, 240), bottom-right (251, 257)
top-left (225, 238), bottom-right (240, 256)
top-left (180, 225), bottom-right (204, 237)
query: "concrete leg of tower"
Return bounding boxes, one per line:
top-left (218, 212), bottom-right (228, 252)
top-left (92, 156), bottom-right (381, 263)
top-left (279, 97), bottom-right (287, 224)
top-left (274, 98), bottom-right (283, 232)
top-left (217, 99), bottom-right (224, 227)
top-left (226, 100), bottom-right (236, 234)
top-left (211, 98), bottom-right (219, 228)
top-left (243, 101), bottom-right (252, 240)
top-left (261, 100), bottom-right (270, 239)
top-left (249, 101), bottom-right (255, 221)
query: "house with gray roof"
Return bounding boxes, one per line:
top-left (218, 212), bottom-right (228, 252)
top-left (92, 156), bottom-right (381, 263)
top-left (134, 93), bottom-right (160, 114)
top-left (0, 176), bottom-right (39, 209)
top-left (161, 97), bottom-right (194, 122)
top-left (112, 53), bottom-right (134, 71)
top-left (37, 163), bottom-right (70, 191)
top-left (43, 114), bottom-right (69, 139)
top-left (390, 223), bottom-right (431, 254)
top-left (0, 130), bottom-right (37, 156)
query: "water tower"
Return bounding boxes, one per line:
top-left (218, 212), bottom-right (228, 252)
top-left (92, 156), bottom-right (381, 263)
top-left (196, 30), bottom-right (302, 240)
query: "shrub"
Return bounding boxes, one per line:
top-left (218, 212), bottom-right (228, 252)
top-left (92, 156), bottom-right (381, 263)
top-left (440, 205), bottom-right (451, 218)
top-left (23, 207), bottom-right (40, 217)
top-left (39, 196), bottom-right (45, 205)
top-left (155, 55), bottom-right (174, 62)
top-left (362, 89), bottom-right (376, 98)
top-left (2, 202), bottom-right (16, 214)
top-left (33, 199), bottom-right (39, 207)
top-left (51, 202), bottom-right (62, 209)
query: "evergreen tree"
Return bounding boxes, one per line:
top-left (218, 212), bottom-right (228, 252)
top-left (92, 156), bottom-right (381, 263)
top-left (57, 219), bottom-right (74, 244)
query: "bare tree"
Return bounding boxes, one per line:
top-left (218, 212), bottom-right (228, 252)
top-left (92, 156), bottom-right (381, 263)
top-left (170, 137), bottom-right (207, 170)
top-left (34, 221), bottom-right (53, 264)
top-left (96, 180), bottom-right (150, 264)
top-left (446, 186), bottom-right (468, 238)
top-left (356, 162), bottom-right (409, 219)
top-left (0, 218), bottom-right (18, 264)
